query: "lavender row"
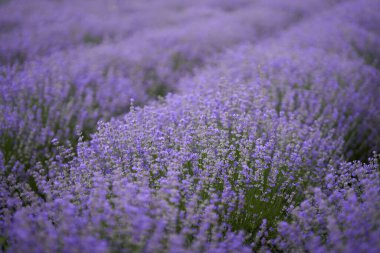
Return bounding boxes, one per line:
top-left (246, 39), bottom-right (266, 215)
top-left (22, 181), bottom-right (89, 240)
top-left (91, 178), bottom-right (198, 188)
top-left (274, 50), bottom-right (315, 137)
top-left (0, 0), bottom-right (253, 64)
top-left (0, 0), bottom-right (325, 65)
top-left (3, 80), bottom-right (342, 252)
top-left (181, 0), bottom-right (380, 160)
top-left (0, 0), bottom-right (341, 171)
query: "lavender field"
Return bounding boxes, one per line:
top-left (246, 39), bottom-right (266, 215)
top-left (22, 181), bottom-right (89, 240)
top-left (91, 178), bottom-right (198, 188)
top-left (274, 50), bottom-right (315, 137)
top-left (0, 0), bottom-right (379, 252)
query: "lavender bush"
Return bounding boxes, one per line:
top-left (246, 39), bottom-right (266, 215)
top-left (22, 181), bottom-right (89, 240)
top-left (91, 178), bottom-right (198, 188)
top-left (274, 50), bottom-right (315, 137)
top-left (0, 0), bottom-right (379, 252)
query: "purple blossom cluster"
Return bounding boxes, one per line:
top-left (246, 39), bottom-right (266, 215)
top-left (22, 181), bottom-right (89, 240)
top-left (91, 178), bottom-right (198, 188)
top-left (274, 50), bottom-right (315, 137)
top-left (276, 155), bottom-right (380, 253)
top-left (1, 0), bottom-right (379, 252)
